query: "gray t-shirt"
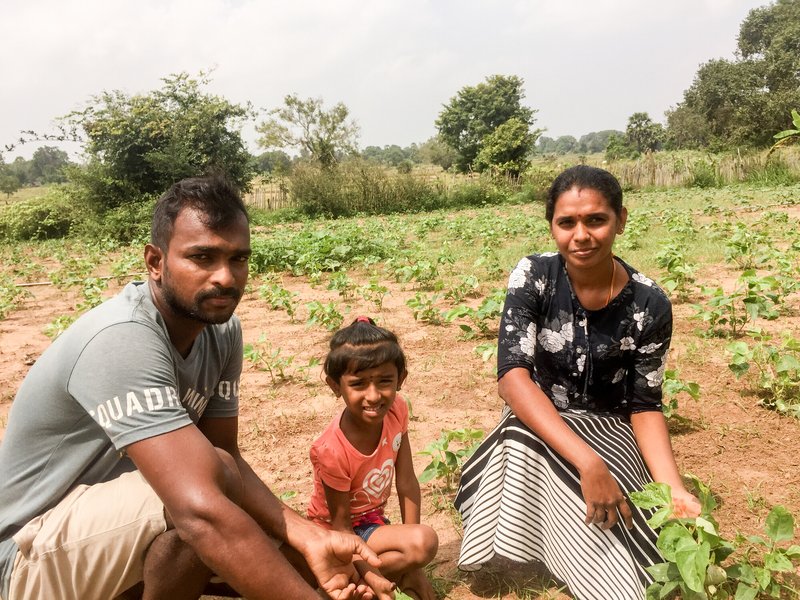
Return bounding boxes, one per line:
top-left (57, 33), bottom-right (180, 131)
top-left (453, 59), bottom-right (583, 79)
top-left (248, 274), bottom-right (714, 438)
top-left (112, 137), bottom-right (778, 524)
top-left (0, 281), bottom-right (242, 596)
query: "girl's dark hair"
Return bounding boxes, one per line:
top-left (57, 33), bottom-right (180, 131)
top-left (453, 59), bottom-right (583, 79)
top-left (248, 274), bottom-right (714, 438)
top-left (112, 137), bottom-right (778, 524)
top-left (545, 165), bottom-right (623, 223)
top-left (324, 317), bottom-right (406, 382)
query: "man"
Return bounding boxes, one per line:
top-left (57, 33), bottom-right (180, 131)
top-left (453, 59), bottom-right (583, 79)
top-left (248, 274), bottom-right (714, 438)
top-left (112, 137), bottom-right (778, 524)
top-left (0, 176), bottom-right (393, 600)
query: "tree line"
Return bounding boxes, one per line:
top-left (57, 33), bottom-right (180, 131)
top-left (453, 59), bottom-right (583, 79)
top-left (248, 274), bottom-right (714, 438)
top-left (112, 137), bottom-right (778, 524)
top-left (1, 0), bottom-right (798, 213)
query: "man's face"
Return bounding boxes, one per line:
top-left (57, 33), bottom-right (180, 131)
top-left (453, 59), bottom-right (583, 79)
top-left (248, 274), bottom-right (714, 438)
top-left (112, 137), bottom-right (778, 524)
top-left (155, 207), bottom-right (251, 325)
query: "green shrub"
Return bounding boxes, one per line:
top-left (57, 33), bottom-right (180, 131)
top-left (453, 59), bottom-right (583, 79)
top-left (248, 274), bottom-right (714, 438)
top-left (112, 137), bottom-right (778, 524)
top-left (744, 157), bottom-right (798, 186)
top-left (0, 188), bottom-right (85, 241)
top-left (74, 197), bottom-right (155, 244)
top-left (689, 159), bottom-right (721, 188)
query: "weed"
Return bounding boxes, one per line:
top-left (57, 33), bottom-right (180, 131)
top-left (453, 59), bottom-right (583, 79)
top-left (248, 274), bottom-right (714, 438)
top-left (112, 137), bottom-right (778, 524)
top-left (244, 335), bottom-right (294, 383)
top-left (306, 301), bottom-right (344, 331)
top-left (406, 293), bottom-right (444, 325)
top-left (43, 314), bottom-right (75, 339)
top-left (259, 282), bottom-right (299, 321)
top-left (662, 369), bottom-right (700, 419)
top-left (727, 333), bottom-right (800, 418)
top-left (358, 279), bottom-right (390, 311)
top-left (418, 428), bottom-right (484, 491)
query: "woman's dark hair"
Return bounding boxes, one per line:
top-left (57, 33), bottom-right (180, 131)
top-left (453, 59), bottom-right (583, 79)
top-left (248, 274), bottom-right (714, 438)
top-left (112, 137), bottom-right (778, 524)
top-left (151, 175), bottom-right (249, 251)
top-left (545, 165), bottom-right (623, 223)
top-left (324, 317), bottom-right (407, 382)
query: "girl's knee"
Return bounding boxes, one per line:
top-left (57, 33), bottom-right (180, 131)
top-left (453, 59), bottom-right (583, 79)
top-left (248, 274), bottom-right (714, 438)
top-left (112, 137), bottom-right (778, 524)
top-left (409, 525), bottom-right (439, 564)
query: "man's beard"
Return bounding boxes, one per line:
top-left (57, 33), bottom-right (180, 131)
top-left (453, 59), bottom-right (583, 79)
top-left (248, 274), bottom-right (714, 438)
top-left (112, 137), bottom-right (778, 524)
top-left (160, 279), bottom-right (242, 325)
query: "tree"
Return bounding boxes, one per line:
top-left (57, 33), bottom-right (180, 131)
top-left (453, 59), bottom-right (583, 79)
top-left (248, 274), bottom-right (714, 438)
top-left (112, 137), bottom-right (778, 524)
top-left (473, 117), bottom-right (536, 176)
top-left (0, 171), bottom-right (20, 198)
top-left (625, 112), bottom-right (664, 153)
top-left (436, 75), bottom-right (537, 173)
top-left (666, 0), bottom-right (800, 149)
top-left (257, 95), bottom-right (359, 168)
top-left (553, 135), bottom-right (579, 155)
top-left (417, 136), bottom-right (458, 171)
top-left (253, 151), bottom-right (292, 175)
top-left (63, 72), bottom-right (255, 209)
top-left (577, 130), bottom-right (623, 154)
top-left (605, 134), bottom-right (638, 162)
top-left (30, 146), bottom-right (71, 184)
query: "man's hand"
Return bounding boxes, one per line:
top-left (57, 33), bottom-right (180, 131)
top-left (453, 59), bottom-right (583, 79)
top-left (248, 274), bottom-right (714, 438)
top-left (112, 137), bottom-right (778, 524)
top-left (304, 529), bottom-right (394, 600)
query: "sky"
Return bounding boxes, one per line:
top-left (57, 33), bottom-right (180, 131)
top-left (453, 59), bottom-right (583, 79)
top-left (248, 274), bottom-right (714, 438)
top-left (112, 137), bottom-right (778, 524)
top-left (1, 0), bottom-right (769, 160)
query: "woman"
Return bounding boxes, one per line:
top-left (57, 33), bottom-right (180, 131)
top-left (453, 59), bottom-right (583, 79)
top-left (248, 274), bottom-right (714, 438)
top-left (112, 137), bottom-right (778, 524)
top-left (454, 165), bottom-right (700, 600)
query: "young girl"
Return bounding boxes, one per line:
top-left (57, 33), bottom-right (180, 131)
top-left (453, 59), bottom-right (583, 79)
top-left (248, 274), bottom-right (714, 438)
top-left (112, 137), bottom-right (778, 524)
top-left (307, 317), bottom-right (439, 600)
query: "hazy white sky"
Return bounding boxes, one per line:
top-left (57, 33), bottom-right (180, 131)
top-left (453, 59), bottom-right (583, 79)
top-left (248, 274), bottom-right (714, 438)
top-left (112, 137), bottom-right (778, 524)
top-left (2, 0), bottom-right (767, 160)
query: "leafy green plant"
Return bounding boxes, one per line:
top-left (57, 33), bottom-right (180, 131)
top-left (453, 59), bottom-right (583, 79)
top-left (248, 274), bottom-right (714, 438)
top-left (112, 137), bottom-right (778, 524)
top-left (418, 428), bottom-right (484, 491)
top-left (243, 335), bottom-right (294, 383)
top-left (77, 277), bottom-right (108, 312)
top-left (259, 282), bottom-right (299, 321)
top-left (444, 274), bottom-right (480, 304)
top-left (662, 369), bottom-right (700, 419)
top-left (357, 279), bottom-right (390, 311)
top-left (390, 259), bottom-right (440, 290)
top-left (727, 334), bottom-right (800, 418)
top-left (406, 293), bottom-right (444, 325)
top-left (768, 109), bottom-right (800, 157)
top-left (630, 477), bottom-right (800, 600)
top-left (306, 300), bottom-right (344, 331)
top-left (692, 272), bottom-right (782, 338)
top-left (474, 342), bottom-right (498, 363)
top-left (326, 271), bottom-right (356, 300)
top-left (0, 276), bottom-right (29, 320)
top-left (657, 241), bottom-right (697, 302)
top-left (724, 223), bottom-right (772, 270)
top-left (443, 288), bottom-right (506, 339)
top-left (43, 314), bottom-right (75, 339)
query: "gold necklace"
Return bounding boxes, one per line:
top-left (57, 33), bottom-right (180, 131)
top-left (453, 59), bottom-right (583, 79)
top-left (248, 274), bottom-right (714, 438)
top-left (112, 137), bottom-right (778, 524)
top-left (605, 257), bottom-right (616, 308)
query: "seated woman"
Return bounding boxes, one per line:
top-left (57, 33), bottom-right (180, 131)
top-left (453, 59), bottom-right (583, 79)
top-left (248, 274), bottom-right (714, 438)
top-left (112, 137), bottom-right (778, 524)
top-left (454, 165), bottom-right (701, 600)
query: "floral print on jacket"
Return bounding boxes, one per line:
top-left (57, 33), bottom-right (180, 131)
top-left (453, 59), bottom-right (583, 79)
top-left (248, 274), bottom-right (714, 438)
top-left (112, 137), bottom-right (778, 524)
top-left (497, 253), bottom-right (671, 414)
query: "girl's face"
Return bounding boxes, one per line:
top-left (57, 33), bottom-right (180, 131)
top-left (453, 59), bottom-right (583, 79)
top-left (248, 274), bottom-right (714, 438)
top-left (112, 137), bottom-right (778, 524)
top-left (550, 186), bottom-right (627, 273)
top-left (327, 362), bottom-right (406, 427)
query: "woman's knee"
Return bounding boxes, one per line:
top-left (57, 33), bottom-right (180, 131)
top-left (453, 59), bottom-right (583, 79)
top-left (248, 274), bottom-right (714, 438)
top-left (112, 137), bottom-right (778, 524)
top-left (213, 447), bottom-right (244, 506)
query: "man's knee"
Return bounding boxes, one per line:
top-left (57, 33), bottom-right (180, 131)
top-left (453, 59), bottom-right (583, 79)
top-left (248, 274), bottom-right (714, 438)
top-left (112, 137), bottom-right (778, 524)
top-left (214, 447), bottom-right (244, 506)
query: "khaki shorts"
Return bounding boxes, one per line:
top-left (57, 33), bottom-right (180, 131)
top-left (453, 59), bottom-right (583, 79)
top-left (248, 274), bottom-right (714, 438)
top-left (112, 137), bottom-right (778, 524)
top-left (9, 470), bottom-right (166, 600)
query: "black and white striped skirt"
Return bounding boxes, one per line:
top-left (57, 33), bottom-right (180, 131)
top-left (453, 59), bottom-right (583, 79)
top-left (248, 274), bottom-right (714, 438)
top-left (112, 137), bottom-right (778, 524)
top-left (454, 406), bottom-right (661, 600)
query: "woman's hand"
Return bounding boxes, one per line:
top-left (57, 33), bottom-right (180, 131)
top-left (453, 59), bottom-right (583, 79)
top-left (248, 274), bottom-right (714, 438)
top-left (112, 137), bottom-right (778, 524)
top-left (672, 488), bottom-right (701, 518)
top-left (579, 455), bottom-right (634, 530)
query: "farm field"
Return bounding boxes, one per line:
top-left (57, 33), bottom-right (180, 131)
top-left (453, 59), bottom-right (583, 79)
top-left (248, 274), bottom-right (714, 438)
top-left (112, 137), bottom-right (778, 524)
top-left (1, 182), bottom-right (799, 599)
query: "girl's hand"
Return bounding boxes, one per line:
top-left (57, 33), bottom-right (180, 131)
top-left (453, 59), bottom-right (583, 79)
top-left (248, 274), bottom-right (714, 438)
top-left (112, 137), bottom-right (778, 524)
top-left (579, 456), bottom-right (633, 530)
top-left (672, 488), bottom-right (701, 518)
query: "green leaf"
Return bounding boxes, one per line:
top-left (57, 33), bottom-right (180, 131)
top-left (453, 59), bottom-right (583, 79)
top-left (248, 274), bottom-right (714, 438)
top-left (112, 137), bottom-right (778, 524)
top-left (647, 506), bottom-right (674, 529)
top-left (784, 544), bottom-right (800, 558)
top-left (734, 582), bottom-right (759, 600)
top-left (773, 129), bottom-right (799, 140)
top-left (631, 482), bottom-right (672, 509)
top-left (675, 541), bottom-right (710, 593)
top-left (763, 550), bottom-right (794, 572)
top-left (645, 562), bottom-right (672, 583)
top-left (764, 506), bottom-right (794, 542)
top-left (659, 581), bottom-right (680, 598)
top-left (657, 524), bottom-right (696, 562)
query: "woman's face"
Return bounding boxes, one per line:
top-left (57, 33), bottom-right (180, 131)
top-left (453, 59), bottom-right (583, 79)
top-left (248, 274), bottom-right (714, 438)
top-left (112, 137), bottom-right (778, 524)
top-left (550, 186), bottom-right (627, 272)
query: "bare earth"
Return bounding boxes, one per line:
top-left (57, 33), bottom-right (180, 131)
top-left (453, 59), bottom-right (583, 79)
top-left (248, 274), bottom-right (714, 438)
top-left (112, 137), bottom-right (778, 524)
top-left (0, 236), bottom-right (798, 599)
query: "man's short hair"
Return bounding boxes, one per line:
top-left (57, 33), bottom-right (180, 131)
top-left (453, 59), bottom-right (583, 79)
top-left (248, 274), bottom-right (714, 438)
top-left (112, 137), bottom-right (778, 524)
top-left (151, 176), bottom-right (249, 250)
